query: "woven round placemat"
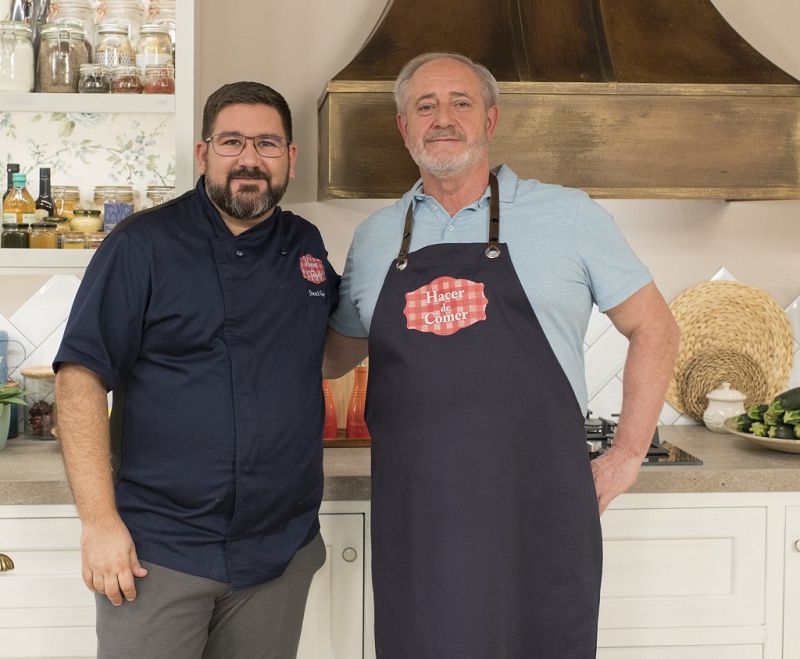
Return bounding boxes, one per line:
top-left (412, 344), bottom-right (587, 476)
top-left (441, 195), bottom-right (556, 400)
top-left (676, 350), bottom-right (768, 421)
top-left (666, 281), bottom-right (792, 416)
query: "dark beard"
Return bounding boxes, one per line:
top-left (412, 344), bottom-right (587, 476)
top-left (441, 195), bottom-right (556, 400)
top-left (206, 166), bottom-right (289, 220)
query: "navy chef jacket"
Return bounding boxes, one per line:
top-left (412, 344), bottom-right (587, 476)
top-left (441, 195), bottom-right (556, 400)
top-left (54, 177), bottom-right (339, 588)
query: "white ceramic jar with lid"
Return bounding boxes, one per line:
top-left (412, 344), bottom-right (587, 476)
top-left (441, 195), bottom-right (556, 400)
top-left (0, 21), bottom-right (34, 92)
top-left (703, 382), bottom-right (747, 433)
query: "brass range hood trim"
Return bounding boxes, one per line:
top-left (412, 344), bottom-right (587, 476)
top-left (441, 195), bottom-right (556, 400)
top-left (319, 0), bottom-right (800, 200)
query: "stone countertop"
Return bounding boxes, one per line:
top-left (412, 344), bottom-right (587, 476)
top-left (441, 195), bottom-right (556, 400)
top-left (1, 425), bottom-right (799, 506)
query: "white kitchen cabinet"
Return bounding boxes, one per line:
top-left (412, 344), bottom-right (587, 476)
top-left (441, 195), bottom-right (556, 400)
top-left (0, 502), bottom-right (369, 659)
top-left (783, 506), bottom-right (800, 657)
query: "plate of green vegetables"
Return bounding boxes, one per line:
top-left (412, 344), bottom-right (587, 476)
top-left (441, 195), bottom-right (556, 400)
top-left (724, 386), bottom-right (800, 454)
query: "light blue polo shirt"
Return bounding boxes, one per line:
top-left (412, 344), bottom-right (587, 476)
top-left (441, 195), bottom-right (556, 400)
top-left (330, 165), bottom-right (652, 413)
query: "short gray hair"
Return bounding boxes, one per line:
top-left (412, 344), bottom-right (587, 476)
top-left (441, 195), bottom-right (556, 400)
top-left (394, 52), bottom-right (499, 114)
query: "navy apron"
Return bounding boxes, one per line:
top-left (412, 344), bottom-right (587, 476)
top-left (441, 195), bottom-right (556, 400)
top-left (366, 173), bottom-right (602, 658)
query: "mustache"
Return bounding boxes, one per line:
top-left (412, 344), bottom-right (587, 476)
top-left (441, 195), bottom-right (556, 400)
top-left (424, 127), bottom-right (466, 143)
top-left (227, 168), bottom-right (270, 182)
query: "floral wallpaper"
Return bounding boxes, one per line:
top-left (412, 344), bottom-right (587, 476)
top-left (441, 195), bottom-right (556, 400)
top-left (1, 111), bottom-right (175, 204)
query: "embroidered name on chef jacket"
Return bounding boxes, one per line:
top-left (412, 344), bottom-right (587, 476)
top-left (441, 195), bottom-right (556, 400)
top-left (299, 254), bottom-right (326, 284)
top-left (403, 276), bottom-right (488, 336)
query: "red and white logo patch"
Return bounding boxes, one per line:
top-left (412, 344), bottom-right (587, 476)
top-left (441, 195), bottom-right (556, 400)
top-left (299, 254), bottom-right (326, 284)
top-left (403, 276), bottom-right (488, 336)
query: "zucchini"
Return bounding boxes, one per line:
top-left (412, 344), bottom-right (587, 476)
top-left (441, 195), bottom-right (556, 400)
top-left (784, 409), bottom-right (800, 425)
top-left (766, 387), bottom-right (800, 419)
top-left (733, 414), bottom-right (753, 433)
top-left (747, 404), bottom-right (768, 421)
top-left (768, 424), bottom-right (796, 440)
top-left (796, 425), bottom-right (800, 440)
top-left (751, 422), bottom-right (768, 437)
top-left (764, 407), bottom-right (784, 426)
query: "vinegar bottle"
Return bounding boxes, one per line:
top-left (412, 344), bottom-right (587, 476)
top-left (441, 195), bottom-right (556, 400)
top-left (346, 363), bottom-right (370, 439)
top-left (322, 379), bottom-right (338, 439)
top-left (3, 172), bottom-right (36, 224)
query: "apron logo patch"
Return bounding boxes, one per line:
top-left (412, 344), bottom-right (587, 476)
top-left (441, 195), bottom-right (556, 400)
top-left (299, 254), bottom-right (326, 284)
top-left (403, 276), bottom-right (488, 336)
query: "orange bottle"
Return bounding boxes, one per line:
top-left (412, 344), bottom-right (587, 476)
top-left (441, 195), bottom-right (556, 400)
top-left (346, 363), bottom-right (370, 439)
top-left (322, 379), bottom-right (338, 439)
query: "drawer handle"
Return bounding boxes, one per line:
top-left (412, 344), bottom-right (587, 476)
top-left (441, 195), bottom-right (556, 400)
top-left (342, 547), bottom-right (358, 563)
top-left (0, 554), bottom-right (14, 572)
top-left (795, 540), bottom-right (800, 553)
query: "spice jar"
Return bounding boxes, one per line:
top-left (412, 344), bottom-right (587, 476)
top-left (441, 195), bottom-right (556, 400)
top-left (143, 62), bottom-right (174, 93)
top-left (29, 222), bottom-right (58, 248)
top-left (110, 65), bottom-right (142, 93)
top-left (135, 24), bottom-right (171, 73)
top-left (38, 25), bottom-right (89, 93)
top-left (61, 231), bottom-right (86, 249)
top-left (0, 21), bottom-right (34, 92)
top-left (70, 208), bottom-right (103, 233)
top-left (1, 222), bottom-right (29, 248)
top-left (47, 0), bottom-right (96, 56)
top-left (21, 366), bottom-right (57, 439)
top-left (78, 63), bottom-right (110, 93)
top-left (85, 232), bottom-right (106, 249)
top-left (51, 185), bottom-right (81, 219)
top-left (146, 0), bottom-right (176, 47)
top-left (144, 184), bottom-right (175, 208)
top-left (94, 185), bottom-right (135, 231)
top-left (94, 23), bottom-right (135, 68)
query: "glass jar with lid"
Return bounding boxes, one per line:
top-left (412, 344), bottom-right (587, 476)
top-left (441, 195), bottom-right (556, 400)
top-left (143, 62), bottom-right (174, 93)
top-left (29, 222), bottom-right (58, 248)
top-left (85, 232), bottom-right (106, 249)
top-left (94, 23), bottom-right (135, 68)
top-left (94, 185), bottom-right (135, 231)
top-left (70, 208), bottom-right (103, 233)
top-left (21, 365), bottom-right (57, 439)
top-left (1, 222), bottom-right (29, 248)
top-left (145, 0), bottom-right (175, 51)
top-left (61, 231), bottom-right (86, 249)
top-left (144, 184), bottom-right (175, 208)
top-left (47, 0), bottom-right (96, 55)
top-left (51, 185), bottom-right (81, 219)
top-left (110, 65), bottom-right (142, 93)
top-left (78, 63), bottom-right (110, 93)
top-left (38, 25), bottom-right (89, 93)
top-left (50, 217), bottom-right (72, 246)
top-left (135, 24), bottom-right (171, 73)
top-left (96, 0), bottom-right (145, 47)
top-left (0, 21), bottom-right (34, 92)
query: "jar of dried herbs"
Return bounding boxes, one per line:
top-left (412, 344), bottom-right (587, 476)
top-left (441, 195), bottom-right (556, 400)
top-left (38, 25), bottom-right (89, 93)
top-left (78, 63), bottom-right (111, 93)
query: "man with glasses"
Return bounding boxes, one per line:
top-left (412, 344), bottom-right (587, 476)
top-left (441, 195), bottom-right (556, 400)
top-left (54, 82), bottom-right (337, 658)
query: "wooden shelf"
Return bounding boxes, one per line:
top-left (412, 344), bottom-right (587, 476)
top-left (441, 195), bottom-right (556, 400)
top-left (2, 92), bottom-right (175, 114)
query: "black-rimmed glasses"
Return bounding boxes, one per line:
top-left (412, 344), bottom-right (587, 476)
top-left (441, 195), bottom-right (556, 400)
top-left (205, 132), bottom-right (291, 158)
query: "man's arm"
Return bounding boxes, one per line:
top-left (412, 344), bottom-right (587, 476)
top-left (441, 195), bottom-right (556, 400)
top-left (55, 363), bottom-right (147, 605)
top-left (591, 282), bottom-right (679, 514)
top-left (322, 328), bottom-right (368, 380)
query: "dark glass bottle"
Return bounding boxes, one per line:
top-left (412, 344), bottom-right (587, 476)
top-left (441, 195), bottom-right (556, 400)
top-left (35, 168), bottom-right (55, 219)
top-left (3, 163), bottom-right (20, 203)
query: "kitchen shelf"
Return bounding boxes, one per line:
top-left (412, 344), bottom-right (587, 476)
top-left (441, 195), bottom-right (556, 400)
top-left (1, 92), bottom-right (175, 114)
top-left (0, 249), bottom-right (94, 270)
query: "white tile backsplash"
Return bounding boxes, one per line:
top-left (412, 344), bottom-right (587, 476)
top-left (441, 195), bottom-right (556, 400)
top-left (2, 269), bottom-right (797, 426)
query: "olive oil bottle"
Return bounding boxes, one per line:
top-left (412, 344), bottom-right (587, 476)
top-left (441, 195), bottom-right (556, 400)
top-left (3, 172), bottom-right (36, 224)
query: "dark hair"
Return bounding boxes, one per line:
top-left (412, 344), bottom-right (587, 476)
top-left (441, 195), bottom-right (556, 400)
top-left (201, 81), bottom-right (293, 142)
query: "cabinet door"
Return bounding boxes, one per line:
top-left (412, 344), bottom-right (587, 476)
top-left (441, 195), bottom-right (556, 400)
top-left (297, 513), bottom-right (365, 659)
top-left (0, 515), bottom-right (95, 658)
top-left (784, 507), bottom-right (800, 656)
top-left (600, 507), bottom-right (766, 629)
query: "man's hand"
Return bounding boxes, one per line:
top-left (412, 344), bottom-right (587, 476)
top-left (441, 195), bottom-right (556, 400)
top-left (81, 515), bottom-right (148, 605)
top-left (590, 446), bottom-right (642, 515)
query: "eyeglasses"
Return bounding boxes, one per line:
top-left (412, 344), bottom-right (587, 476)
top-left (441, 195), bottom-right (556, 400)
top-left (205, 132), bottom-right (291, 158)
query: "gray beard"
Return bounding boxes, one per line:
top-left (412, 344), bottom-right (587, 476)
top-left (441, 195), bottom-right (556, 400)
top-left (407, 128), bottom-right (488, 178)
top-left (206, 169), bottom-right (288, 221)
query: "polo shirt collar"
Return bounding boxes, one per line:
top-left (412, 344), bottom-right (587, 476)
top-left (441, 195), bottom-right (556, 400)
top-left (407, 163), bottom-right (520, 211)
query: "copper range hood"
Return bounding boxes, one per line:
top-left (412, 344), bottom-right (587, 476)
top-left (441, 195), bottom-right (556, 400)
top-left (318, 0), bottom-right (800, 200)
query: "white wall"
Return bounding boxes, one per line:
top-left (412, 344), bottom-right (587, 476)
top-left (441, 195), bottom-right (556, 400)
top-left (197, 0), bottom-right (800, 307)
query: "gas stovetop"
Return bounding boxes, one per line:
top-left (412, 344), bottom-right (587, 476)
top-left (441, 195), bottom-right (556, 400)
top-left (585, 416), bottom-right (703, 466)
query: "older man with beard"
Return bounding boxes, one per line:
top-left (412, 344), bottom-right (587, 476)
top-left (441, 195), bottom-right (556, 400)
top-left (54, 82), bottom-right (337, 659)
top-left (325, 53), bottom-right (679, 658)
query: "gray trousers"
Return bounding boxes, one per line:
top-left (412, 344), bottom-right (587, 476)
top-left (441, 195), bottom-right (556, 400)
top-left (95, 533), bottom-right (326, 659)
